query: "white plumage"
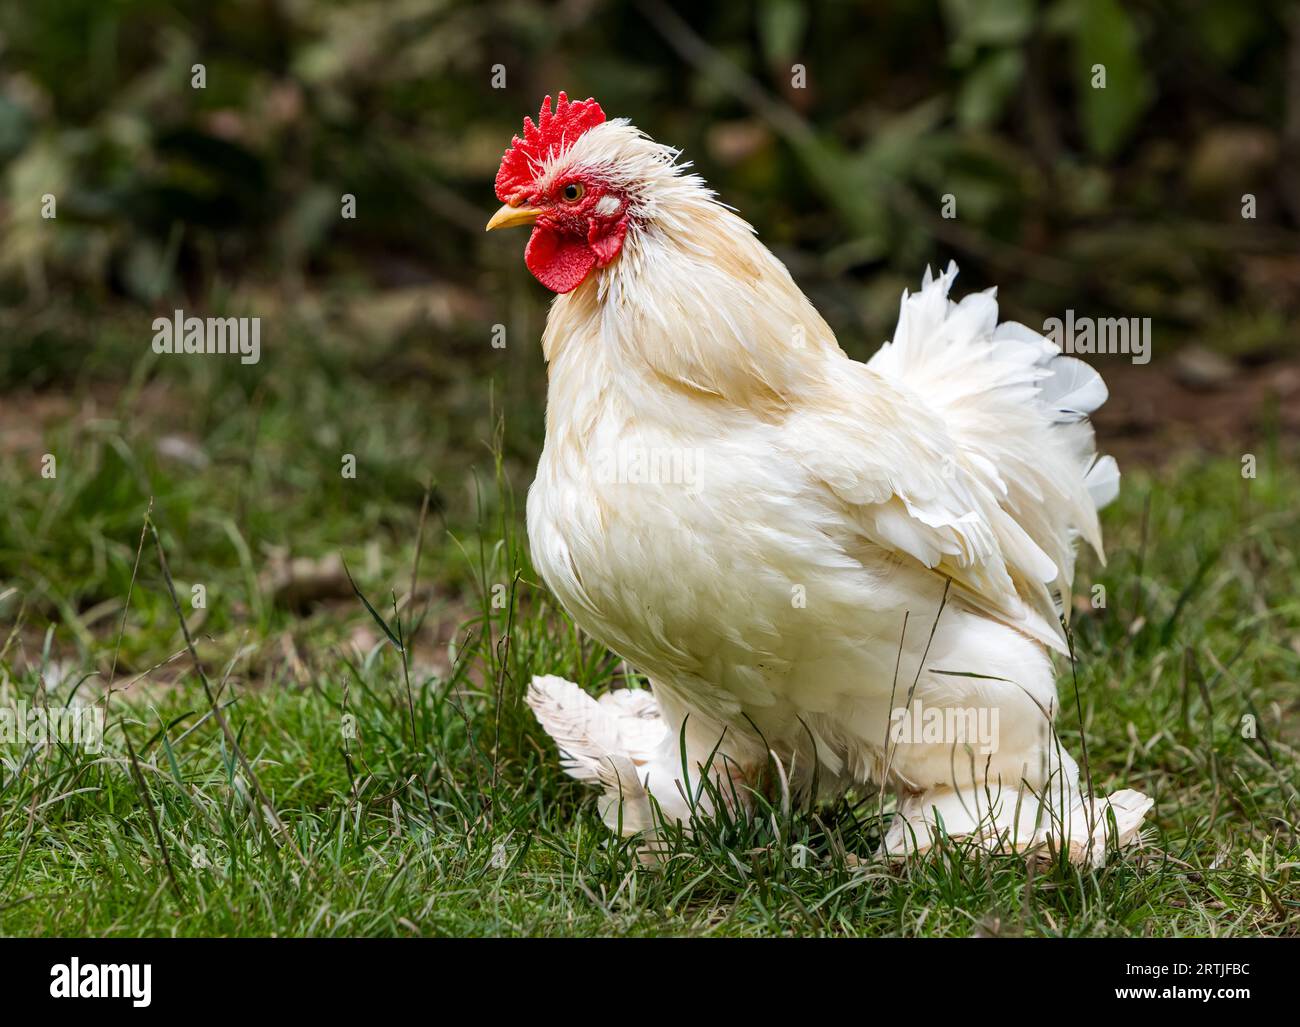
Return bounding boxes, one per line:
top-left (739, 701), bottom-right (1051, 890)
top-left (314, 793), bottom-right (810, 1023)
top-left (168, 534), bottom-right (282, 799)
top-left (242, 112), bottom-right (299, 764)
top-left (496, 110), bottom-right (1151, 864)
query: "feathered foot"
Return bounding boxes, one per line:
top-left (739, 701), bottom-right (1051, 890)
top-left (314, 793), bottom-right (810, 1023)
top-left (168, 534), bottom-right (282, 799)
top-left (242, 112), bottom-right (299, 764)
top-left (878, 778), bottom-right (1152, 867)
top-left (525, 675), bottom-right (666, 837)
top-left (527, 674), bottom-right (757, 852)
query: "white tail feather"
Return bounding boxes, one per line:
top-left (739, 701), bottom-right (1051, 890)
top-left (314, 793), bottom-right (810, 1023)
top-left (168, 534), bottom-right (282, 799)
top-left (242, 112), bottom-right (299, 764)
top-left (868, 262), bottom-right (1119, 628)
top-left (1085, 454), bottom-right (1121, 509)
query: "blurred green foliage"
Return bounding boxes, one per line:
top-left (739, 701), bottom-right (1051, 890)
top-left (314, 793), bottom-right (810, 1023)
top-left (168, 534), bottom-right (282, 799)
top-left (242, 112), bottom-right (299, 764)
top-left (0, 0), bottom-right (1296, 356)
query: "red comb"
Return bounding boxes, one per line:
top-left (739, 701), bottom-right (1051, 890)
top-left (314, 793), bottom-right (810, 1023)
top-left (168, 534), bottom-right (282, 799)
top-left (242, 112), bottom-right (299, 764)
top-left (495, 92), bottom-right (606, 203)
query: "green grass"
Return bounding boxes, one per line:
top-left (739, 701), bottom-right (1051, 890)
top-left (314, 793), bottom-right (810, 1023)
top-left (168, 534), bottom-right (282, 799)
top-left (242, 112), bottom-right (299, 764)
top-left (1, 319), bottom-right (1298, 937)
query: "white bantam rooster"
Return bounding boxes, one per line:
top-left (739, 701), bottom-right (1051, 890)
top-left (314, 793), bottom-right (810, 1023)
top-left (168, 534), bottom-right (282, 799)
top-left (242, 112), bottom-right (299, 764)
top-left (488, 93), bottom-right (1152, 864)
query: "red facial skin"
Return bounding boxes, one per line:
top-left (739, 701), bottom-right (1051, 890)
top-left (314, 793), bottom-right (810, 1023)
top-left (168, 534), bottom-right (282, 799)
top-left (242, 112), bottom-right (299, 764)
top-left (521, 176), bottom-right (630, 293)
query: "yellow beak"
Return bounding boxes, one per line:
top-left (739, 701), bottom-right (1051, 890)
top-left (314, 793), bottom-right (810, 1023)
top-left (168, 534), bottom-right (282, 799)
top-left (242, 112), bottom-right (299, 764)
top-left (485, 203), bottom-right (542, 232)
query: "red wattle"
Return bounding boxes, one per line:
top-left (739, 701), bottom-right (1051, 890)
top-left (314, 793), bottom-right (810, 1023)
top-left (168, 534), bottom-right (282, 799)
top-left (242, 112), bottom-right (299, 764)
top-left (525, 225), bottom-right (597, 294)
top-left (589, 215), bottom-right (628, 267)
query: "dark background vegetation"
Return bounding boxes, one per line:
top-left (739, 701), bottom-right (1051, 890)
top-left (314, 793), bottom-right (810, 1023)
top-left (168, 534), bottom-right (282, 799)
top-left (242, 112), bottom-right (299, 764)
top-left (3, 0), bottom-right (1297, 363)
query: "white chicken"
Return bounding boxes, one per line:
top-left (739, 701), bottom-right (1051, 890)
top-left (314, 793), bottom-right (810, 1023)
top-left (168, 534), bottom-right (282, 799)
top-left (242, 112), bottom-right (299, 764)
top-left (487, 93), bottom-right (1152, 863)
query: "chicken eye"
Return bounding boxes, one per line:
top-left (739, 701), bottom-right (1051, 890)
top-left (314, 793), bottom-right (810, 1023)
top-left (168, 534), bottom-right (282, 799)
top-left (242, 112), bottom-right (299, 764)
top-left (561, 182), bottom-right (584, 203)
